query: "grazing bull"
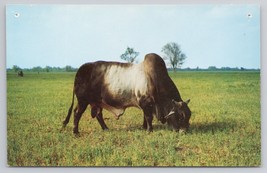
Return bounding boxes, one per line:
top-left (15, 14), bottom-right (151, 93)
top-left (63, 53), bottom-right (191, 134)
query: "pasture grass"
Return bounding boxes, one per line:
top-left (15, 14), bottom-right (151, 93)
top-left (7, 71), bottom-right (260, 166)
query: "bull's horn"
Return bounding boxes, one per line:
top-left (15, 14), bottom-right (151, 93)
top-left (185, 99), bottom-right (190, 104)
top-left (165, 110), bottom-right (175, 119)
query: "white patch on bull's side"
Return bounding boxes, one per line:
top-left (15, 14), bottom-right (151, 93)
top-left (102, 62), bottom-right (149, 116)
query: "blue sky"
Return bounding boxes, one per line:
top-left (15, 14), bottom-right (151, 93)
top-left (6, 4), bottom-right (260, 69)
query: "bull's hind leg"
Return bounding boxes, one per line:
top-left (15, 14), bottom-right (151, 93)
top-left (73, 102), bottom-right (88, 134)
top-left (91, 106), bottom-right (109, 130)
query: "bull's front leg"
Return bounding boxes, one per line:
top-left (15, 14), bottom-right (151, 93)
top-left (91, 105), bottom-right (109, 130)
top-left (143, 106), bottom-right (153, 132)
top-left (139, 96), bottom-right (154, 132)
top-left (143, 116), bottom-right (147, 130)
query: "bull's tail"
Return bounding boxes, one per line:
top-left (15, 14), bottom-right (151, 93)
top-left (62, 87), bottom-right (75, 128)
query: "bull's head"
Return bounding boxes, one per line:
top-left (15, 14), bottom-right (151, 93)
top-left (165, 99), bottom-right (191, 132)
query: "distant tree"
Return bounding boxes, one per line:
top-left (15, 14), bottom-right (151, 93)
top-left (65, 65), bottom-right (71, 72)
top-left (185, 67), bottom-right (191, 70)
top-left (53, 67), bottom-right (63, 72)
top-left (221, 67), bottom-right (231, 71)
top-left (120, 47), bottom-right (139, 63)
top-left (162, 42), bottom-right (187, 71)
top-left (65, 65), bottom-right (76, 72)
top-left (32, 66), bottom-right (42, 73)
top-left (12, 65), bottom-right (21, 72)
top-left (208, 66), bottom-right (217, 71)
top-left (45, 66), bottom-right (52, 72)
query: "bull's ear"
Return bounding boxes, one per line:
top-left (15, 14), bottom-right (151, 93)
top-left (185, 99), bottom-right (190, 105)
top-left (172, 99), bottom-right (183, 108)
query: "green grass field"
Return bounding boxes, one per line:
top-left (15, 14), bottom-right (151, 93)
top-left (7, 71), bottom-right (261, 166)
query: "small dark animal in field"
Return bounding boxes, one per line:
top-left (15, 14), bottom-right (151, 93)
top-left (17, 70), bottom-right (23, 77)
top-left (63, 53), bottom-right (191, 134)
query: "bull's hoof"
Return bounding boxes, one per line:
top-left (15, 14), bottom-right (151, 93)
top-left (60, 127), bottom-right (65, 133)
top-left (73, 128), bottom-right (80, 135)
top-left (60, 123), bottom-right (68, 132)
top-left (62, 121), bottom-right (68, 128)
top-left (178, 129), bottom-right (186, 135)
top-left (173, 128), bottom-right (179, 132)
top-left (102, 127), bottom-right (109, 131)
top-left (147, 128), bottom-right (153, 133)
top-left (73, 131), bottom-right (81, 137)
top-left (143, 124), bottom-right (147, 130)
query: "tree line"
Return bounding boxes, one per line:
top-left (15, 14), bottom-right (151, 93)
top-left (7, 65), bottom-right (78, 73)
top-left (170, 66), bottom-right (259, 71)
top-left (7, 42), bottom-right (259, 73)
top-left (8, 64), bottom-right (258, 73)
